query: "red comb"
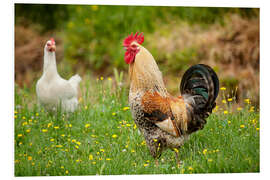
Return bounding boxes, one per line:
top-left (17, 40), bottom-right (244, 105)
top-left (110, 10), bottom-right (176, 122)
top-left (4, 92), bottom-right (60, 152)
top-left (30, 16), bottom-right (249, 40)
top-left (123, 32), bottom-right (144, 47)
top-left (50, 38), bottom-right (55, 44)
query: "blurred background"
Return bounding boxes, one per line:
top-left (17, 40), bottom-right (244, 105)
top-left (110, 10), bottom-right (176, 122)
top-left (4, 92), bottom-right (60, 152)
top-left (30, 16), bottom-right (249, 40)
top-left (14, 4), bottom-right (259, 107)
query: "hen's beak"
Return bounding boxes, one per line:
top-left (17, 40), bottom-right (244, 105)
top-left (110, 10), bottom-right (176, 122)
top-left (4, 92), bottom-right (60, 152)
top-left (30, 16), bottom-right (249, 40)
top-left (48, 44), bottom-right (56, 52)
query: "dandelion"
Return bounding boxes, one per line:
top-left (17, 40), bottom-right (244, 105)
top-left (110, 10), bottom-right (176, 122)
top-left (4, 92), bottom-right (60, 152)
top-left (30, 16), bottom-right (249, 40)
top-left (244, 98), bottom-right (251, 104)
top-left (222, 99), bottom-right (227, 104)
top-left (17, 134), bottom-right (23, 138)
top-left (54, 126), bottom-right (59, 129)
top-left (27, 156), bottom-right (32, 161)
top-left (47, 123), bottom-right (52, 128)
top-left (96, 152), bottom-right (100, 155)
top-left (56, 145), bottom-right (63, 148)
top-left (71, 139), bottom-right (76, 143)
top-left (227, 98), bottom-right (233, 102)
top-left (89, 154), bottom-right (93, 160)
top-left (91, 5), bottom-right (98, 11)
top-left (100, 76), bottom-right (104, 80)
top-left (65, 170), bottom-right (69, 174)
top-left (106, 158), bottom-right (111, 161)
top-left (61, 166), bottom-right (64, 169)
top-left (203, 149), bottom-right (207, 155)
top-left (61, 134), bottom-right (65, 137)
top-left (141, 141), bottom-right (146, 145)
top-left (22, 116), bottom-right (26, 120)
top-left (36, 113), bottom-right (39, 116)
top-left (173, 148), bottom-right (179, 153)
top-left (112, 134), bottom-right (118, 138)
top-left (240, 125), bottom-right (245, 128)
top-left (91, 135), bottom-right (97, 138)
top-left (42, 129), bottom-right (48, 133)
top-left (223, 110), bottom-right (228, 115)
top-left (69, 124), bottom-right (72, 128)
top-left (228, 121), bottom-right (231, 124)
top-left (208, 159), bottom-right (213, 162)
top-left (112, 112), bottom-right (116, 116)
top-left (134, 124), bottom-right (137, 129)
top-left (126, 124), bottom-right (131, 127)
top-left (131, 149), bottom-right (135, 153)
top-left (22, 121), bottom-right (28, 126)
top-left (75, 145), bottom-right (79, 149)
top-left (188, 167), bottom-right (193, 171)
top-left (76, 141), bottom-right (81, 145)
top-left (14, 115), bottom-right (17, 119)
top-left (84, 105), bottom-right (88, 110)
top-left (249, 106), bottom-right (255, 112)
top-left (99, 157), bottom-right (103, 160)
top-left (85, 124), bottom-right (90, 128)
top-left (14, 110), bottom-right (18, 114)
top-left (237, 107), bottom-right (243, 111)
top-left (220, 87), bottom-right (226, 91)
top-left (123, 107), bottom-right (130, 111)
top-left (50, 138), bottom-right (55, 142)
top-left (108, 77), bottom-right (112, 81)
top-left (153, 139), bottom-right (158, 142)
top-left (143, 164), bottom-right (149, 167)
top-left (100, 149), bottom-right (105, 152)
top-left (92, 161), bottom-right (96, 165)
top-left (256, 127), bottom-right (260, 131)
top-left (29, 142), bottom-right (32, 146)
top-left (15, 159), bottom-right (19, 163)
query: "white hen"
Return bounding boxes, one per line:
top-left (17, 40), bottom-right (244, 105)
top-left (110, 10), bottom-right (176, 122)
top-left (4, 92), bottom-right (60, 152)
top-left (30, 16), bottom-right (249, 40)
top-left (36, 38), bottom-right (81, 112)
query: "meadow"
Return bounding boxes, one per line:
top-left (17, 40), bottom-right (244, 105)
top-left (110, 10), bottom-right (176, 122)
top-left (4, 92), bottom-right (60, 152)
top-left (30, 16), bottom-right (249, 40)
top-left (14, 76), bottom-right (259, 176)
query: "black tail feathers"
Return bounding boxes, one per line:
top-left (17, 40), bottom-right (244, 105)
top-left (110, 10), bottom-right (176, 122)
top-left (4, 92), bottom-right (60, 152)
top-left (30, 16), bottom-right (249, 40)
top-left (180, 64), bottom-right (219, 133)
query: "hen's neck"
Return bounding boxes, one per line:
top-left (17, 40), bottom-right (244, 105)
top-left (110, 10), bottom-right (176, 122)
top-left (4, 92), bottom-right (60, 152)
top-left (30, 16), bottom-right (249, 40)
top-left (43, 49), bottom-right (58, 79)
top-left (129, 46), bottom-right (168, 97)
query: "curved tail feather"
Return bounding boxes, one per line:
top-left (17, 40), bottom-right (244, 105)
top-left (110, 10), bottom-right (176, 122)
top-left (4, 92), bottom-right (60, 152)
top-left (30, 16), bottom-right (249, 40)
top-left (180, 64), bottom-right (219, 133)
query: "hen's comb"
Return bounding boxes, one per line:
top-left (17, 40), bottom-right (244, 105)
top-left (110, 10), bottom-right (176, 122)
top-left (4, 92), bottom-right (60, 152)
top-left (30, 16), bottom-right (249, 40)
top-left (50, 38), bottom-right (55, 44)
top-left (123, 32), bottom-right (144, 47)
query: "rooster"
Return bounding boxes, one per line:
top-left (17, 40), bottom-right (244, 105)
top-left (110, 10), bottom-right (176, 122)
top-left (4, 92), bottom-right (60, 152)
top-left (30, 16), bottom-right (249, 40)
top-left (123, 32), bottom-right (219, 163)
top-left (36, 38), bottom-right (82, 112)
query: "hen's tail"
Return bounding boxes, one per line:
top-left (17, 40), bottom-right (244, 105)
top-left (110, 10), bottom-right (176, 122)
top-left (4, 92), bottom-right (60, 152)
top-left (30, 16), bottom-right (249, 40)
top-left (69, 74), bottom-right (82, 89)
top-left (180, 64), bottom-right (219, 133)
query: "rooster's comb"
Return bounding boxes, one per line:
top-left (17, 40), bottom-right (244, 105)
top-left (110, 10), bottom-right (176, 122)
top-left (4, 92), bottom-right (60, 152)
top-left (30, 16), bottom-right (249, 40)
top-left (123, 32), bottom-right (144, 47)
top-left (50, 38), bottom-right (55, 44)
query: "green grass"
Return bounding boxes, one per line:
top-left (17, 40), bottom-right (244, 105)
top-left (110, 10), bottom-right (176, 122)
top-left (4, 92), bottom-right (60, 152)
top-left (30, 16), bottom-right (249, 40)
top-left (14, 78), bottom-right (259, 176)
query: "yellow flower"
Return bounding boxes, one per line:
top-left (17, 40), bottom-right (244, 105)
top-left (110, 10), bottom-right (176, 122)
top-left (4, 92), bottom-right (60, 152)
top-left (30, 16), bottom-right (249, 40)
top-left (42, 129), bottom-right (48, 133)
top-left (220, 87), bottom-right (226, 91)
top-left (244, 99), bottom-right (250, 104)
top-left (22, 121), bottom-right (28, 126)
top-left (91, 5), bottom-right (98, 11)
top-left (108, 77), bottom-right (112, 81)
top-left (228, 121), bottom-right (231, 124)
top-left (89, 154), bottom-right (93, 160)
top-left (237, 107), bottom-right (243, 111)
top-left (14, 115), bottom-right (17, 119)
top-left (256, 127), bottom-right (260, 131)
top-left (112, 112), bottom-right (116, 116)
top-left (112, 134), bottom-right (118, 138)
top-left (69, 124), bottom-right (72, 128)
top-left (208, 159), bottom-right (213, 162)
top-left (143, 164), bottom-right (149, 167)
top-left (54, 126), bottom-right (59, 129)
top-left (17, 134), bottom-right (23, 137)
top-left (227, 98), bottom-right (233, 102)
top-left (141, 141), bottom-right (146, 145)
top-left (22, 116), bottom-right (26, 120)
top-left (29, 142), bottom-right (32, 146)
top-left (50, 139), bottom-right (55, 142)
top-left (126, 124), bottom-right (131, 127)
top-left (85, 124), bottom-right (90, 128)
top-left (131, 149), bottom-right (135, 153)
top-left (92, 161), bottom-right (96, 165)
top-left (134, 124), bottom-right (137, 129)
top-left (203, 149), bottom-right (207, 155)
top-left (100, 76), bottom-right (104, 80)
top-left (223, 110), bottom-right (228, 115)
top-left (91, 135), bottom-right (97, 138)
top-left (75, 145), bottom-right (79, 149)
top-left (123, 107), bottom-right (130, 111)
top-left (99, 157), bottom-right (103, 160)
top-left (61, 166), bottom-right (64, 169)
top-left (100, 149), bottom-right (105, 152)
top-left (56, 145), bottom-right (63, 148)
top-left (65, 170), bottom-right (69, 174)
top-left (27, 156), bottom-right (32, 161)
top-left (106, 158), bottom-right (111, 161)
top-left (36, 113), bottom-right (39, 116)
top-left (84, 105), bottom-right (88, 110)
top-left (76, 141), bottom-right (81, 145)
top-left (188, 166), bottom-right (193, 171)
top-left (240, 125), bottom-right (245, 128)
top-left (71, 139), bottom-right (76, 143)
top-left (47, 123), bottom-right (52, 128)
top-left (222, 99), bottom-right (227, 104)
top-left (14, 110), bottom-right (18, 114)
top-left (153, 139), bottom-right (158, 142)
top-left (61, 134), bottom-right (65, 137)
top-left (173, 148), bottom-right (179, 153)
top-left (96, 152), bottom-right (100, 155)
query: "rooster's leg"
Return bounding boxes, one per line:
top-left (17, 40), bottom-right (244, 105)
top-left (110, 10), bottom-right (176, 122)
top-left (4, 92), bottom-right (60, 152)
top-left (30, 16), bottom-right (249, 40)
top-left (155, 159), bottom-right (159, 167)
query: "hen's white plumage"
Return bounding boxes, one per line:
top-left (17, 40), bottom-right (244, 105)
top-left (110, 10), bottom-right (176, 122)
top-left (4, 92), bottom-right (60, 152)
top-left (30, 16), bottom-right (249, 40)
top-left (36, 39), bottom-right (81, 112)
